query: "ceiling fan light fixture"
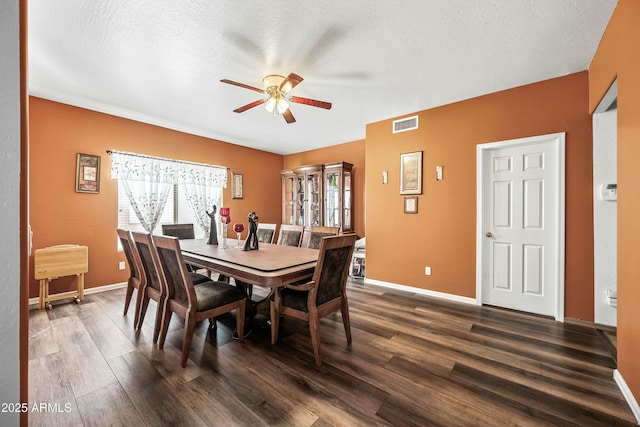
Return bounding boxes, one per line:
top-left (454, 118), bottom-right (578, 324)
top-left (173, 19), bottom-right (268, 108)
top-left (264, 95), bottom-right (290, 115)
top-left (262, 74), bottom-right (285, 91)
top-left (264, 96), bottom-right (277, 114)
top-left (277, 97), bottom-right (290, 114)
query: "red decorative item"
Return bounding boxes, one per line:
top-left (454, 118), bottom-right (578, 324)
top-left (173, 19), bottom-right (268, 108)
top-left (233, 223), bottom-right (245, 247)
top-left (220, 207), bottom-right (230, 216)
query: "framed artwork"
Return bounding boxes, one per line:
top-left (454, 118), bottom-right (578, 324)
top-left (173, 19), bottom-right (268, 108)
top-left (404, 196), bottom-right (418, 214)
top-left (232, 172), bottom-right (243, 199)
top-left (400, 151), bottom-right (423, 195)
top-left (76, 153), bottom-right (101, 193)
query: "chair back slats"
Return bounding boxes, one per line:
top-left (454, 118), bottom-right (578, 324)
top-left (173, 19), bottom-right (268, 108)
top-left (153, 235), bottom-right (195, 308)
top-left (117, 229), bottom-right (142, 281)
top-left (307, 226), bottom-right (340, 249)
top-left (256, 223), bottom-right (276, 244)
top-left (162, 223), bottom-right (195, 240)
top-left (132, 232), bottom-right (163, 292)
top-left (277, 224), bottom-right (304, 247)
top-left (314, 245), bottom-right (354, 306)
top-left (117, 229), bottom-right (146, 326)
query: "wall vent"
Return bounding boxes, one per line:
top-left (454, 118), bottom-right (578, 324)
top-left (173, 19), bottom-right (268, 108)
top-left (392, 115), bottom-right (419, 133)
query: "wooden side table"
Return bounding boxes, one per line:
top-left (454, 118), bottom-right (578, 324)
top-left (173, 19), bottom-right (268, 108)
top-left (34, 245), bottom-right (88, 309)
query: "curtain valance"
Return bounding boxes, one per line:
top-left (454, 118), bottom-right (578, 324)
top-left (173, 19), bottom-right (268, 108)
top-left (109, 150), bottom-right (227, 188)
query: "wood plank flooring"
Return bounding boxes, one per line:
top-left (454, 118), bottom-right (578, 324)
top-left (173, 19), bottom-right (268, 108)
top-left (28, 280), bottom-right (637, 426)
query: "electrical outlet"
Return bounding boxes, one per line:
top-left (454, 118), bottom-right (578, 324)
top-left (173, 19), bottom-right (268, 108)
top-left (119, 261), bottom-right (126, 270)
top-left (425, 266), bottom-right (431, 276)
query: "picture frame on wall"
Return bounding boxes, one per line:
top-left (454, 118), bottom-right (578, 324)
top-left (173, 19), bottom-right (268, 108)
top-left (404, 196), bottom-right (418, 214)
top-left (400, 151), bottom-right (423, 195)
top-left (75, 153), bottom-right (101, 193)
top-left (232, 172), bottom-right (243, 199)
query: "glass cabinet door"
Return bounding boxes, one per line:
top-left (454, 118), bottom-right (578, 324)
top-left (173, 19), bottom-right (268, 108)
top-left (343, 170), bottom-right (352, 232)
top-left (306, 170), bottom-right (322, 227)
top-left (282, 173), bottom-right (296, 225)
top-left (296, 175), bottom-right (305, 226)
top-left (325, 169), bottom-right (340, 228)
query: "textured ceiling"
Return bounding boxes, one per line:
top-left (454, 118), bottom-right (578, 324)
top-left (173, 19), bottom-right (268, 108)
top-left (28, 1), bottom-right (617, 155)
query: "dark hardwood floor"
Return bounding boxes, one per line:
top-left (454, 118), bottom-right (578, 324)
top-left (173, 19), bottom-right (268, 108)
top-left (29, 279), bottom-right (637, 426)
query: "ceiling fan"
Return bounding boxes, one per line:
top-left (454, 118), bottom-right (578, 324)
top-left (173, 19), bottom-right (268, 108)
top-left (220, 73), bottom-right (332, 123)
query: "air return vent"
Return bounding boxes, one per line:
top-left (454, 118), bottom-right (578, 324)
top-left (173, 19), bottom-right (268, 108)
top-left (392, 115), bottom-right (419, 133)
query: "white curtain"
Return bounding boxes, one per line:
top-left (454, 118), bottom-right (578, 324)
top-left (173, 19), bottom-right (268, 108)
top-left (111, 152), bottom-right (178, 233)
top-left (111, 151), bottom-right (227, 235)
top-left (180, 163), bottom-right (226, 237)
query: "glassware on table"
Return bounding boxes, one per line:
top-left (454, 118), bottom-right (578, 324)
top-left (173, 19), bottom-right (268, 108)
top-left (220, 214), bottom-right (231, 248)
top-left (233, 223), bottom-right (244, 247)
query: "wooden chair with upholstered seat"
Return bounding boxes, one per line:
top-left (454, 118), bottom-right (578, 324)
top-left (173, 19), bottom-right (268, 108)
top-left (276, 224), bottom-right (304, 247)
top-left (153, 235), bottom-right (247, 367)
top-left (117, 229), bottom-right (145, 329)
top-left (256, 223), bottom-right (277, 244)
top-left (270, 234), bottom-right (357, 366)
top-left (306, 226), bottom-right (340, 249)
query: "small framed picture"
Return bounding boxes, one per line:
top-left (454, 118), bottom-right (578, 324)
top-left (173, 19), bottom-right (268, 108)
top-left (400, 151), bottom-right (423, 195)
top-left (232, 172), bottom-right (243, 199)
top-left (76, 153), bottom-right (101, 193)
top-left (404, 196), bottom-right (418, 214)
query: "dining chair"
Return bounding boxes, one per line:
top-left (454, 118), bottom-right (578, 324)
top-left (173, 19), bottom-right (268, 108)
top-left (117, 229), bottom-right (144, 329)
top-left (161, 223), bottom-right (205, 274)
top-left (131, 231), bottom-right (167, 341)
top-left (153, 235), bottom-right (247, 367)
top-left (306, 226), bottom-right (340, 249)
top-left (256, 223), bottom-right (277, 244)
top-left (161, 223), bottom-right (195, 240)
top-left (270, 234), bottom-right (357, 366)
top-left (276, 224), bottom-right (304, 247)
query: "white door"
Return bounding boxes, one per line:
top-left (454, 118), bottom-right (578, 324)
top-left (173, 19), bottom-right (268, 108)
top-left (476, 133), bottom-right (565, 320)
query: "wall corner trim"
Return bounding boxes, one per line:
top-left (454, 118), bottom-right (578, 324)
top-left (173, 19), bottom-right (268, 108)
top-left (614, 369), bottom-right (640, 424)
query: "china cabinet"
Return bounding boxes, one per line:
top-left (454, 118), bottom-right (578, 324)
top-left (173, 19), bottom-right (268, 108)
top-left (281, 162), bottom-right (353, 233)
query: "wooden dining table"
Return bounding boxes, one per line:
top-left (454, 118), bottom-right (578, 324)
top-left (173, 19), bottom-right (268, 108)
top-left (179, 238), bottom-right (319, 288)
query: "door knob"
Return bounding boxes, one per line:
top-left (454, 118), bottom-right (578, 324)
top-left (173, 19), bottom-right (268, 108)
top-left (485, 232), bottom-right (493, 238)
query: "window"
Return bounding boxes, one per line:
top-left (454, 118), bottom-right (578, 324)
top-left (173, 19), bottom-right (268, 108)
top-left (117, 180), bottom-right (213, 238)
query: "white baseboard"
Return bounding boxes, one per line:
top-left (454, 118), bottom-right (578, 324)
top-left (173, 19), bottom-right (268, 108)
top-left (614, 369), bottom-right (640, 425)
top-left (29, 282), bottom-right (127, 309)
top-left (363, 278), bottom-right (477, 305)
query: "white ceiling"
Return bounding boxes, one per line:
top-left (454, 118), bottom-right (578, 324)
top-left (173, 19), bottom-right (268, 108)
top-left (28, 0), bottom-right (617, 155)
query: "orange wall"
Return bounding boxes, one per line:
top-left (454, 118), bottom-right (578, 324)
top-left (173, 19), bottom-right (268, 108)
top-left (589, 0), bottom-right (640, 404)
top-left (29, 97), bottom-right (283, 298)
top-left (365, 72), bottom-right (594, 320)
top-left (283, 140), bottom-right (365, 238)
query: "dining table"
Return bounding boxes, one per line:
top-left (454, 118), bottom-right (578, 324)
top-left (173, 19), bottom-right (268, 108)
top-left (179, 238), bottom-right (319, 289)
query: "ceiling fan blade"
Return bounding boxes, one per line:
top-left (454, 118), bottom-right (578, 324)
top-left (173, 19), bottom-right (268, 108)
top-left (290, 96), bottom-right (332, 110)
top-left (280, 73), bottom-right (304, 92)
top-left (233, 99), bottom-right (265, 113)
top-left (282, 109), bottom-right (296, 123)
top-left (221, 79), bottom-right (264, 93)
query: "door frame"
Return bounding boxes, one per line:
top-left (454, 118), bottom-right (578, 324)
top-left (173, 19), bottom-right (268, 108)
top-left (475, 132), bottom-right (566, 321)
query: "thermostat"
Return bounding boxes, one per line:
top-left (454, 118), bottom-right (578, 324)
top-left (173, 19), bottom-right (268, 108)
top-left (600, 183), bottom-right (617, 201)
